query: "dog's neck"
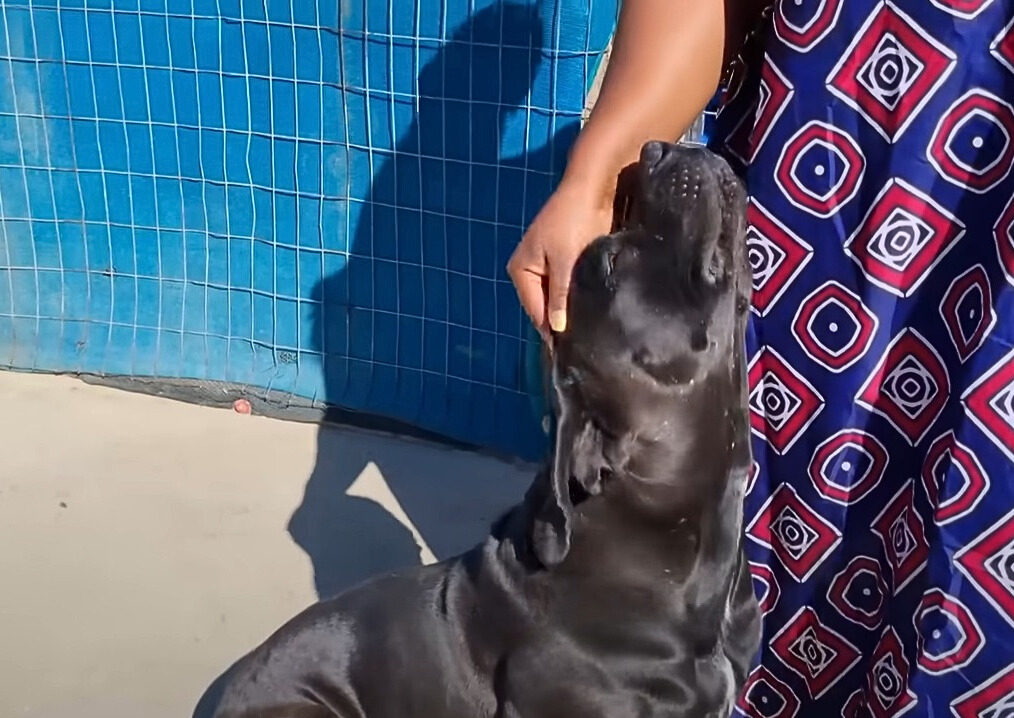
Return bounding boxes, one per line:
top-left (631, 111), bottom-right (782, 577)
top-left (554, 353), bottom-right (752, 592)
top-left (606, 389), bottom-right (747, 514)
top-left (576, 340), bottom-right (750, 507)
top-left (526, 301), bottom-right (753, 572)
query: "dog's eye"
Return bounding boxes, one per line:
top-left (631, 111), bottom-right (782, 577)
top-left (607, 250), bottom-right (619, 274)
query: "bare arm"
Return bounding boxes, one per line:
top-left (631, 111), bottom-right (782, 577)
top-left (566, 0), bottom-right (728, 204)
top-left (508, 0), bottom-right (731, 335)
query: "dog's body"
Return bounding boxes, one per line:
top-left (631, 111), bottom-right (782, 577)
top-left (212, 143), bottom-right (761, 718)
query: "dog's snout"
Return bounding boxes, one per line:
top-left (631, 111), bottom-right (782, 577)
top-left (639, 141), bottom-right (709, 203)
top-left (640, 141), bottom-right (670, 174)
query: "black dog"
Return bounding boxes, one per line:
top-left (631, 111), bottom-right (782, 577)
top-left (211, 142), bottom-right (760, 718)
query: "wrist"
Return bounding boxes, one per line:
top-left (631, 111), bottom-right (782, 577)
top-left (558, 131), bottom-right (629, 210)
top-left (556, 168), bottom-right (617, 215)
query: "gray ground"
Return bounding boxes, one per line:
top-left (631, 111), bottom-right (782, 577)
top-left (0, 371), bottom-right (532, 717)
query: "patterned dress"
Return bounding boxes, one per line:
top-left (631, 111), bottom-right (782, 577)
top-left (709, 1), bottom-right (1014, 715)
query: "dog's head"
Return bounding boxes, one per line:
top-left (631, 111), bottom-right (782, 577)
top-left (530, 142), bottom-right (750, 568)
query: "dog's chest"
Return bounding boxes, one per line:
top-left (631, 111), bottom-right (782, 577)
top-left (498, 628), bottom-right (741, 718)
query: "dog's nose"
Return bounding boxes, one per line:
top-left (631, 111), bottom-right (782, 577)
top-left (640, 141), bottom-right (670, 174)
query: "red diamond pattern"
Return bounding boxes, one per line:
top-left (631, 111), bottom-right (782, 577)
top-left (746, 200), bottom-right (814, 317)
top-left (747, 483), bottom-right (842, 583)
top-left (856, 329), bottom-right (950, 445)
top-left (961, 346), bottom-right (1014, 464)
top-left (842, 689), bottom-right (868, 718)
top-left (747, 460), bottom-right (760, 497)
top-left (990, 16), bottom-right (1014, 75)
top-left (954, 506), bottom-right (1014, 631)
top-left (870, 480), bottom-right (929, 595)
top-left (845, 178), bottom-right (965, 299)
top-left (770, 606), bottom-right (862, 700)
top-left (775, 122), bottom-right (865, 218)
top-left (866, 627), bottom-right (918, 718)
top-left (920, 431), bottom-right (989, 526)
top-left (750, 56), bottom-right (795, 162)
top-left (827, 1), bottom-right (956, 141)
top-left (748, 348), bottom-right (825, 454)
top-left (952, 663), bottom-right (1014, 718)
top-left (750, 560), bottom-right (782, 617)
top-left (993, 193), bottom-right (1014, 287)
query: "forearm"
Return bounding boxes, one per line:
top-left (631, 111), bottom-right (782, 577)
top-left (562, 0), bottom-right (728, 202)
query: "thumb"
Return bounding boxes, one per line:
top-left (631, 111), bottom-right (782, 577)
top-left (547, 253), bottom-right (575, 334)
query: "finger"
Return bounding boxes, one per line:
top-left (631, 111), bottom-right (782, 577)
top-left (508, 256), bottom-right (548, 332)
top-left (546, 251), bottom-right (576, 334)
top-left (536, 274), bottom-right (552, 346)
top-left (515, 270), bottom-right (549, 334)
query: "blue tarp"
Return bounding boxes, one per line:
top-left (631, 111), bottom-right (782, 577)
top-left (0, 0), bottom-right (620, 460)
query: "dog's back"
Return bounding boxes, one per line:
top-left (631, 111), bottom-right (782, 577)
top-left (213, 564), bottom-right (481, 718)
top-left (214, 470), bottom-right (758, 718)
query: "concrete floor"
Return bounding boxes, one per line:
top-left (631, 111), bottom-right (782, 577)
top-left (0, 371), bottom-right (532, 718)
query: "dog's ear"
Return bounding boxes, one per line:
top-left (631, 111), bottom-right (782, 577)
top-left (530, 375), bottom-right (605, 568)
top-left (569, 415), bottom-right (606, 497)
top-left (530, 396), bottom-right (580, 568)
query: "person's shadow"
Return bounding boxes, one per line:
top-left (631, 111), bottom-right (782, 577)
top-left (193, 6), bottom-right (576, 714)
top-left (287, 4), bottom-right (575, 600)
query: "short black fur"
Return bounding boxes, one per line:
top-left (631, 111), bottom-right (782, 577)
top-left (211, 142), bottom-right (761, 718)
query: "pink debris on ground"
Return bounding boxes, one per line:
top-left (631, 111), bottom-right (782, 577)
top-left (232, 398), bottom-right (252, 415)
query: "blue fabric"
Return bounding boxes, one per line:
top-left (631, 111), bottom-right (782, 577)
top-left (711, 1), bottom-right (1014, 715)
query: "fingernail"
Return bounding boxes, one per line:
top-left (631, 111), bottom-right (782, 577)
top-left (549, 310), bottom-right (567, 333)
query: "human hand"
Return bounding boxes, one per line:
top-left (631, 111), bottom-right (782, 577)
top-left (508, 179), bottom-right (614, 340)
